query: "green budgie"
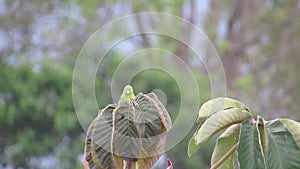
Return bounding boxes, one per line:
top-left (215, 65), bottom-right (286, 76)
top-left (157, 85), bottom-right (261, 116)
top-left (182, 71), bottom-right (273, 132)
top-left (120, 85), bottom-right (135, 101)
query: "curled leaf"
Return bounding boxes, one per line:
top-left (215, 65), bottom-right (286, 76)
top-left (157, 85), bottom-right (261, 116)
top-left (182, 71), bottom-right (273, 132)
top-left (197, 97), bottom-right (250, 124)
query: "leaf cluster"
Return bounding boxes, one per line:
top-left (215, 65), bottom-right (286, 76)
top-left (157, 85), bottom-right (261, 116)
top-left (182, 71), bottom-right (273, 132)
top-left (84, 92), bottom-right (172, 169)
top-left (188, 97), bottom-right (300, 169)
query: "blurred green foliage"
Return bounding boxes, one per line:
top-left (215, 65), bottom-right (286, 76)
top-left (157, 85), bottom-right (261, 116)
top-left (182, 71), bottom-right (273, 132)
top-left (0, 60), bottom-right (83, 168)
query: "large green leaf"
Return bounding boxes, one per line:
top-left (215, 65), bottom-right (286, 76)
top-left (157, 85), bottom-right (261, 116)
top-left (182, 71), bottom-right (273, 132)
top-left (211, 124), bottom-right (240, 169)
top-left (237, 119), bottom-right (266, 169)
top-left (138, 134), bottom-right (168, 169)
top-left (146, 93), bottom-right (172, 131)
top-left (197, 97), bottom-right (250, 124)
top-left (187, 131), bottom-right (204, 157)
top-left (85, 104), bottom-right (123, 169)
top-left (135, 93), bottom-right (170, 168)
top-left (113, 101), bottom-right (142, 162)
top-left (265, 119), bottom-right (300, 169)
top-left (257, 116), bottom-right (267, 156)
top-left (194, 108), bottom-right (252, 145)
top-left (279, 118), bottom-right (300, 148)
top-left (90, 105), bottom-right (123, 169)
top-left (135, 93), bottom-right (169, 156)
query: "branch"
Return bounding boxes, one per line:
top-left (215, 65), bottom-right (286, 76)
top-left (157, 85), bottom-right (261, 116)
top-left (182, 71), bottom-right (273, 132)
top-left (210, 141), bottom-right (239, 169)
top-left (133, 13), bottom-right (150, 47)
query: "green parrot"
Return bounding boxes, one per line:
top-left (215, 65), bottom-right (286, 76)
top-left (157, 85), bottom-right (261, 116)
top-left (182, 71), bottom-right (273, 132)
top-left (120, 85), bottom-right (135, 101)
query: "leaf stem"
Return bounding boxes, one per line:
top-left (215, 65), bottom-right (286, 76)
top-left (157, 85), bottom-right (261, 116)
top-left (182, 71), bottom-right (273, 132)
top-left (210, 141), bottom-right (239, 169)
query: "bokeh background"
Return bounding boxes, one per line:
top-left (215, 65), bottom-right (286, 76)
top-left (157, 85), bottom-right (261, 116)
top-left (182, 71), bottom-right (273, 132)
top-left (1, 0), bottom-right (300, 168)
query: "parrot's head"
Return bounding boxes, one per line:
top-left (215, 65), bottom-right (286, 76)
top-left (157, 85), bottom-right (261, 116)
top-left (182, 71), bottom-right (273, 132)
top-left (120, 85), bottom-right (135, 101)
top-left (123, 85), bottom-right (134, 95)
